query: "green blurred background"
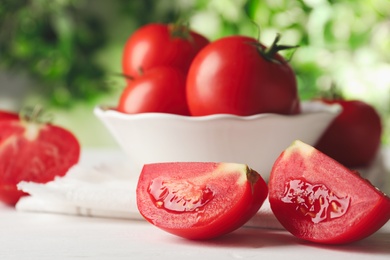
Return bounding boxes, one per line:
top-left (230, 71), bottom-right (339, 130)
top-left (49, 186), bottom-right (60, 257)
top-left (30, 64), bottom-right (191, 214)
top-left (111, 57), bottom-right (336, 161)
top-left (1, 0), bottom-right (389, 147)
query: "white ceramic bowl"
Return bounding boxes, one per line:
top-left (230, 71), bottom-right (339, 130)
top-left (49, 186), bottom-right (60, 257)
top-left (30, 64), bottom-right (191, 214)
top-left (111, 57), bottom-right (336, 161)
top-left (94, 101), bottom-right (341, 181)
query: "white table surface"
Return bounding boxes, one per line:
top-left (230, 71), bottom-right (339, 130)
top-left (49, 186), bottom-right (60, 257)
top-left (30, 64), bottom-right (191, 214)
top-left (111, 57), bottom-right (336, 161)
top-left (1, 148), bottom-right (390, 260)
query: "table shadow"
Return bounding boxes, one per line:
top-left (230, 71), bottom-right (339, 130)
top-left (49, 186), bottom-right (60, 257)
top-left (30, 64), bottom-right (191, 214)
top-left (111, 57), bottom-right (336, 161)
top-left (174, 226), bottom-right (390, 255)
top-left (301, 230), bottom-right (390, 255)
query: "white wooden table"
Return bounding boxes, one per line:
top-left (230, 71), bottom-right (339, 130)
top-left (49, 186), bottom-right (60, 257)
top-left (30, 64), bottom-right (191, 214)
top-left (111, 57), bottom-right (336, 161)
top-left (1, 204), bottom-right (389, 260)
top-left (1, 148), bottom-right (389, 260)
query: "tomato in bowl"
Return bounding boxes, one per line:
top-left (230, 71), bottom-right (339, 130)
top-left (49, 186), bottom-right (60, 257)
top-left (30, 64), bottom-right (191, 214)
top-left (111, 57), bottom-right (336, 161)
top-left (94, 101), bottom-right (341, 181)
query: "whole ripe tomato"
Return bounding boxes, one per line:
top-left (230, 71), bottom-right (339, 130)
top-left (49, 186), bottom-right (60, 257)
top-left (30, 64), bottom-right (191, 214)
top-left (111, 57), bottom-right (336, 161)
top-left (137, 162), bottom-right (268, 240)
top-left (315, 99), bottom-right (382, 168)
top-left (268, 140), bottom-right (390, 244)
top-left (186, 34), bottom-right (299, 116)
top-left (122, 23), bottom-right (209, 79)
top-left (117, 66), bottom-right (189, 115)
top-left (0, 109), bottom-right (80, 206)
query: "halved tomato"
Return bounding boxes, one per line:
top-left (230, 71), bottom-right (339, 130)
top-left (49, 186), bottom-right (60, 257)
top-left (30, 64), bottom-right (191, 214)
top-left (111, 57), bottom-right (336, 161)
top-left (268, 140), bottom-right (390, 244)
top-left (0, 113), bottom-right (80, 206)
top-left (136, 162), bottom-right (268, 240)
top-left (0, 110), bottom-right (19, 121)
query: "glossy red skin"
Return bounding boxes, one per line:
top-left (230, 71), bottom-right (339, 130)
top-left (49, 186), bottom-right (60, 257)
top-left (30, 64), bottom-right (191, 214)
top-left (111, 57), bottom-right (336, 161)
top-left (122, 23), bottom-right (209, 79)
top-left (136, 162), bottom-right (268, 240)
top-left (186, 35), bottom-right (299, 116)
top-left (315, 99), bottom-right (382, 168)
top-left (0, 120), bottom-right (80, 206)
top-left (0, 111), bottom-right (19, 120)
top-left (269, 140), bottom-right (390, 244)
top-left (117, 66), bottom-right (189, 115)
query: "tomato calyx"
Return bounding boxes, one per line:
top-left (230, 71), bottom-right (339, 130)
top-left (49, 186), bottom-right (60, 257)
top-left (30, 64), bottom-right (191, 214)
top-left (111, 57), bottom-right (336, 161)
top-left (318, 84), bottom-right (344, 100)
top-left (118, 66), bottom-right (145, 82)
top-left (120, 73), bottom-right (134, 81)
top-left (168, 22), bottom-right (193, 42)
top-left (19, 105), bottom-right (53, 125)
top-left (16, 106), bottom-right (53, 141)
top-left (246, 166), bottom-right (260, 194)
top-left (254, 33), bottom-right (299, 64)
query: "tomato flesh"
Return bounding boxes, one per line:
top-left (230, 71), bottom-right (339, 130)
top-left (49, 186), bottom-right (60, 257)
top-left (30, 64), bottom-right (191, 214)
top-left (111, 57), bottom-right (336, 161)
top-left (269, 140), bottom-right (390, 244)
top-left (148, 177), bottom-right (214, 213)
top-left (136, 162), bottom-right (268, 240)
top-left (281, 179), bottom-right (351, 224)
top-left (0, 120), bottom-right (80, 205)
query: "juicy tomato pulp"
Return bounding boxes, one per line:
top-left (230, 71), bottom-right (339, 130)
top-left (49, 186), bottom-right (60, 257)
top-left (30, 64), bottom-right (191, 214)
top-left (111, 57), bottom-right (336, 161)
top-left (122, 23), bottom-right (209, 79)
top-left (268, 140), bottom-right (390, 244)
top-left (136, 162), bottom-right (268, 240)
top-left (0, 120), bottom-right (80, 205)
top-left (280, 179), bottom-right (351, 224)
top-left (315, 99), bottom-right (382, 168)
top-left (186, 35), bottom-right (299, 116)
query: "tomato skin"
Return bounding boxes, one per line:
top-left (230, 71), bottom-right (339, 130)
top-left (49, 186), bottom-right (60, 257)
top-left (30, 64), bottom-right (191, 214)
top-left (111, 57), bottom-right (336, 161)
top-left (0, 120), bottom-right (80, 206)
top-left (122, 23), bottom-right (209, 79)
top-left (315, 99), bottom-right (382, 168)
top-left (186, 35), bottom-right (299, 116)
top-left (117, 67), bottom-right (189, 115)
top-left (0, 184), bottom-right (25, 206)
top-left (136, 162), bottom-right (268, 240)
top-left (269, 140), bottom-right (390, 244)
top-left (0, 111), bottom-right (19, 121)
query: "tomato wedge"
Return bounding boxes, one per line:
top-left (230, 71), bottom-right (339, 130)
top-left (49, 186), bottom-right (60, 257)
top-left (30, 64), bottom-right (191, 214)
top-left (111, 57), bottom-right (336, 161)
top-left (136, 162), bottom-right (268, 240)
top-left (268, 140), bottom-right (390, 244)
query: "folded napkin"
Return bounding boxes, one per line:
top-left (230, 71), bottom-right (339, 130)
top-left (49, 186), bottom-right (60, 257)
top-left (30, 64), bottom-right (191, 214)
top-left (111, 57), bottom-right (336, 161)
top-left (16, 162), bottom-right (142, 219)
top-left (16, 156), bottom-right (283, 230)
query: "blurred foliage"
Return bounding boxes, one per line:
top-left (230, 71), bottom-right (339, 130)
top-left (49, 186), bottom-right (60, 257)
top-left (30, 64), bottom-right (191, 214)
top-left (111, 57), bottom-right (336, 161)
top-left (156, 0), bottom-right (390, 144)
top-left (0, 0), bottom-right (110, 107)
top-left (1, 0), bottom-right (390, 143)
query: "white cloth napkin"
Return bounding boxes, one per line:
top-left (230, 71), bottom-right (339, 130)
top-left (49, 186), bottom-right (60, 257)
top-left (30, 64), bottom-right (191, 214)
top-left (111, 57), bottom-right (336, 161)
top-left (16, 162), bottom-right (141, 219)
top-left (15, 158), bottom-right (283, 230)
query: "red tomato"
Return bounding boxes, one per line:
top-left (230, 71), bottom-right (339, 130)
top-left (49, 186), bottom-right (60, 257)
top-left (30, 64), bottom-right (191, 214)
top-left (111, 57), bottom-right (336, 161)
top-left (315, 99), bottom-right (382, 168)
top-left (186, 35), bottom-right (299, 116)
top-left (0, 117), bottom-right (80, 206)
top-left (136, 162), bottom-right (268, 240)
top-left (0, 110), bottom-right (19, 120)
top-left (117, 66), bottom-right (189, 115)
top-left (268, 140), bottom-right (390, 244)
top-left (122, 23), bottom-right (209, 79)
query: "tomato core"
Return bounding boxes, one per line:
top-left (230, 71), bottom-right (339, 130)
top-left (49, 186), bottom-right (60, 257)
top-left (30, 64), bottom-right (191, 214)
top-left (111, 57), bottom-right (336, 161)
top-left (281, 179), bottom-right (351, 224)
top-left (148, 177), bottom-right (214, 213)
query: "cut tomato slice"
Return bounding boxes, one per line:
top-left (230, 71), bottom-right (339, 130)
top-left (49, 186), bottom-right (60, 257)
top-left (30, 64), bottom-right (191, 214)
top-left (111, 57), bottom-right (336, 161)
top-left (0, 111), bottom-right (19, 121)
top-left (0, 119), bottom-right (80, 205)
top-left (136, 162), bottom-right (268, 240)
top-left (268, 140), bottom-right (390, 244)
